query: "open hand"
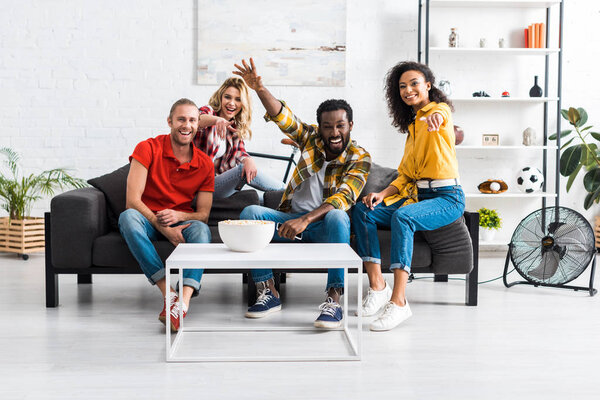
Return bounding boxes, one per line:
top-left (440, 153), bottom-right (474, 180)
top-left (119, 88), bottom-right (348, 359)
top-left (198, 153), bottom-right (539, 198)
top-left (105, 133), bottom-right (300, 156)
top-left (242, 157), bottom-right (257, 183)
top-left (233, 58), bottom-right (263, 91)
top-left (158, 223), bottom-right (190, 246)
top-left (419, 112), bottom-right (444, 132)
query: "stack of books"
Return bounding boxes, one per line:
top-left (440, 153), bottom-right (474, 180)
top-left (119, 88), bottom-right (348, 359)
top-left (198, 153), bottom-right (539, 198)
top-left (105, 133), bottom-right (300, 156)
top-left (525, 23), bottom-right (545, 48)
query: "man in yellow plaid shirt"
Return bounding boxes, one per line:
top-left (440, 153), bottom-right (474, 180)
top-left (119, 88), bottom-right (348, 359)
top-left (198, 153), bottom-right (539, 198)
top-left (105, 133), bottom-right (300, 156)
top-left (235, 58), bottom-right (371, 329)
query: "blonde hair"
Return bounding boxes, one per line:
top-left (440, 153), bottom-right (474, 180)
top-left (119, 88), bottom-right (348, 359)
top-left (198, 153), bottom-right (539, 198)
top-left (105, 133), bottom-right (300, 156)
top-left (208, 77), bottom-right (253, 140)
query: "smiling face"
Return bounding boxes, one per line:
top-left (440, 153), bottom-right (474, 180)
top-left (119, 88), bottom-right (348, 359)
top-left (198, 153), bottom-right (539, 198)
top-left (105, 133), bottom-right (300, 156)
top-left (319, 109), bottom-right (352, 160)
top-left (398, 70), bottom-right (431, 112)
top-left (167, 104), bottom-right (199, 147)
top-left (218, 86), bottom-right (242, 120)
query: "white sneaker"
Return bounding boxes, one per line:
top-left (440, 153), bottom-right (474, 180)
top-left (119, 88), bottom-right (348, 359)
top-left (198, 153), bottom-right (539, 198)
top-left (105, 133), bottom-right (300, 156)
top-left (370, 300), bottom-right (412, 331)
top-left (357, 282), bottom-right (392, 317)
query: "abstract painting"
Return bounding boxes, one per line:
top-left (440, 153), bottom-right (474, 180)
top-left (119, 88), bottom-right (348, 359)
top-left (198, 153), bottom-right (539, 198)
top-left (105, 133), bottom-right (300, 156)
top-left (197, 0), bottom-right (346, 86)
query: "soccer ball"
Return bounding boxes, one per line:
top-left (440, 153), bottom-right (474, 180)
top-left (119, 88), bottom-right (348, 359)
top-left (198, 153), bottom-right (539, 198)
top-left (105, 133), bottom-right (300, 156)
top-left (516, 167), bottom-right (544, 193)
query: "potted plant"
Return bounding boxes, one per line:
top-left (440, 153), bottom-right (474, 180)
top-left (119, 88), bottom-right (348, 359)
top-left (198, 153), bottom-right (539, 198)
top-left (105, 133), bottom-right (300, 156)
top-left (478, 207), bottom-right (502, 242)
top-left (550, 107), bottom-right (600, 209)
top-left (0, 147), bottom-right (86, 259)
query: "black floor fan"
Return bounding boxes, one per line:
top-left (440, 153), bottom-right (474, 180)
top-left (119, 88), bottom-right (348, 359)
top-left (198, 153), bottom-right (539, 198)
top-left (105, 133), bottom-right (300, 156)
top-left (503, 206), bottom-right (597, 296)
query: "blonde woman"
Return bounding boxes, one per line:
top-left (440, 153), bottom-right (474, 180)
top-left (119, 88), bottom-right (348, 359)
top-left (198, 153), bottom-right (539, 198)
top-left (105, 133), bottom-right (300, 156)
top-left (194, 77), bottom-right (284, 198)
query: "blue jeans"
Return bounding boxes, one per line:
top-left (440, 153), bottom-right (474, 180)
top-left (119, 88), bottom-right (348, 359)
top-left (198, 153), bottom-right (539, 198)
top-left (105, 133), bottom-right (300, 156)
top-left (239, 205), bottom-right (350, 290)
top-left (118, 208), bottom-right (211, 295)
top-left (214, 163), bottom-right (285, 199)
top-left (352, 186), bottom-right (465, 273)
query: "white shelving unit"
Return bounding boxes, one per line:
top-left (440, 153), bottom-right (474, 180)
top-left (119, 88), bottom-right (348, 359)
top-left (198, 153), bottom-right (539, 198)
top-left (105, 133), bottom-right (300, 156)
top-left (419, 0), bottom-right (564, 249)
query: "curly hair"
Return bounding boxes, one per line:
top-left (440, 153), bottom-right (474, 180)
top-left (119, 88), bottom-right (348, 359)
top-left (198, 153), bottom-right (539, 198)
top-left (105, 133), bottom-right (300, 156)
top-left (384, 61), bottom-right (452, 133)
top-left (316, 99), bottom-right (353, 125)
top-left (208, 77), bottom-right (253, 140)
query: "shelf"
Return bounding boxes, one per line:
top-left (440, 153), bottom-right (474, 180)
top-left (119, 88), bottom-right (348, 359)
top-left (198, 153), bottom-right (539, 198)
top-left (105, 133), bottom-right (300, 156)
top-left (429, 0), bottom-right (560, 8)
top-left (465, 192), bottom-right (557, 198)
top-left (479, 240), bottom-right (509, 246)
top-left (451, 97), bottom-right (558, 103)
top-left (456, 145), bottom-right (557, 150)
top-left (430, 47), bottom-right (560, 55)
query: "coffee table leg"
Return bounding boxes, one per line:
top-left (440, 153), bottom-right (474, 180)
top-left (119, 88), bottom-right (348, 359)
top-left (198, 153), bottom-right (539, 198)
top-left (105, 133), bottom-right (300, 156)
top-left (166, 264), bottom-right (171, 360)
top-left (343, 266), bottom-right (348, 331)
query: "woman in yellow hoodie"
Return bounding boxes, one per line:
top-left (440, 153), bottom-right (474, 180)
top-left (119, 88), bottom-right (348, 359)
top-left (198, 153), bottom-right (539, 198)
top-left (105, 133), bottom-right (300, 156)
top-left (352, 61), bottom-right (465, 331)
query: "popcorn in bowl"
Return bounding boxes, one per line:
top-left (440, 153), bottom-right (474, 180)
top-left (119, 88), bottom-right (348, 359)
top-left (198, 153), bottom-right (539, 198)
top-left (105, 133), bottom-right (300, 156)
top-left (218, 220), bottom-right (275, 252)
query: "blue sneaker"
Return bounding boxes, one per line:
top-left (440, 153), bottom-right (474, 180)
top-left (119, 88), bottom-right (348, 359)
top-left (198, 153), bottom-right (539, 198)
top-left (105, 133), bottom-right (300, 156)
top-left (245, 287), bottom-right (281, 318)
top-left (314, 297), bottom-right (343, 329)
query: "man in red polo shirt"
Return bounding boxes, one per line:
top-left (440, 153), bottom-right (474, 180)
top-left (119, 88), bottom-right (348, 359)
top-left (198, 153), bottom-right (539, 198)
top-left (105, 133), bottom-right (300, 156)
top-left (118, 98), bottom-right (215, 332)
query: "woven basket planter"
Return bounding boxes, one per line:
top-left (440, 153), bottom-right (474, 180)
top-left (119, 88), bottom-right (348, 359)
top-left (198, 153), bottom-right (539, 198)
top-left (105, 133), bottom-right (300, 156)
top-left (595, 217), bottom-right (600, 251)
top-left (0, 217), bottom-right (45, 258)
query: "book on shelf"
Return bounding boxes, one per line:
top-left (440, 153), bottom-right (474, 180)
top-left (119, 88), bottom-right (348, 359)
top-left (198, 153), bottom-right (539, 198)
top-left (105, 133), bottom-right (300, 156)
top-left (524, 23), bottom-right (546, 48)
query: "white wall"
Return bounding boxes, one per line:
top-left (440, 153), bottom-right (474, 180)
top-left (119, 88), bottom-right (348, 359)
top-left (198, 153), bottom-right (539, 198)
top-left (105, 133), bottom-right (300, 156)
top-left (0, 0), bottom-right (597, 234)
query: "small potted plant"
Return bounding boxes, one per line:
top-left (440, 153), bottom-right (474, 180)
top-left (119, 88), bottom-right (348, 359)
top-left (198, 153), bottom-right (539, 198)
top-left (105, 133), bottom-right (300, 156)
top-left (478, 207), bottom-right (502, 242)
top-left (0, 148), bottom-right (86, 259)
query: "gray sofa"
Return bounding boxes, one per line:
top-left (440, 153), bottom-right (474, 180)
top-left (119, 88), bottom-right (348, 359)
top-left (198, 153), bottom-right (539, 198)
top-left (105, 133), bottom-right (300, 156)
top-left (253, 163), bottom-right (479, 306)
top-left (45, 164), bottom-right (259, 307)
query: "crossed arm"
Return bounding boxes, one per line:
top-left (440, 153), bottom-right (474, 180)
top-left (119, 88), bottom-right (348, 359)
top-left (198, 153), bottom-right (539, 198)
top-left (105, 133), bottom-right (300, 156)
top-left (125, 159), bottom-right (213, 246)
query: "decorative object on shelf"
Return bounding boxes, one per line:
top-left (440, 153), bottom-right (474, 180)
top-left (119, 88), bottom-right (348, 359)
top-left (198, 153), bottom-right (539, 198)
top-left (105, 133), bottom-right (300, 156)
top-left (0, 147), bottom-right (86, 260)
top-left (503, 206), bottom-right (596, 296)
top-left (482, 133), bottom-right (499, 146)
top-left (454, 125), bottom-right (464, 145)
top-left (439, 80), bottom-right (452, 97)
top-left (478, 179), bottom-right (508, 194)
top-left (502, 91), bottom-right (510, 97)
top-left (498, 38), bottom-right (505, 48)
top-left (516, 166), bottom-right (544, 193)
top-left (479, 38), bottom-right (487, 48)
top-left (550, 106), bottom-right (600, 209)
top-left (478, 207), bottom-right (501, 242)
top-left (448, 28), bottom-right (459, 48)
top-left (472, 91), bottom-right (490, 97)
top-left (522, 127), bottom-right (537, 146)
top-left (529, 75), bottom-right (543, 97)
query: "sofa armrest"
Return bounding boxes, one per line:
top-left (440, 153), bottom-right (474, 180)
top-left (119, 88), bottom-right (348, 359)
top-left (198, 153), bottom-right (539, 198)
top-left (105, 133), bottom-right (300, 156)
top-left (264, 190), bottom-right (284, 210)
top-left (50, 187), bottom-right (109, 268)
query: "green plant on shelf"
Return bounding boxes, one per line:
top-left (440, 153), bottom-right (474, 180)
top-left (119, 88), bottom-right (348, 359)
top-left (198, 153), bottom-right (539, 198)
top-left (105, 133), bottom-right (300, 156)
top-left (550, 107), bottom-right (600, 209)
top-left (0, 147), bottom-right (87, 219)
top-left (478, 207), bottom-right (501, 230)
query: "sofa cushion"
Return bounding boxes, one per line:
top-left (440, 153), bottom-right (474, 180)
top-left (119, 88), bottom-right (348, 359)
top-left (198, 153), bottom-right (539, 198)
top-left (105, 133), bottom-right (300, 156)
top-left (359, 162), bottom-right (398, 200)
top-left (208, 190), bottom-right (259, 226)
top-left (87, 164), bottom-right (130, 230)
top-left (92, 231), bottom-right (174, 268)
top-left (423, 216), bottom-right (473, 274)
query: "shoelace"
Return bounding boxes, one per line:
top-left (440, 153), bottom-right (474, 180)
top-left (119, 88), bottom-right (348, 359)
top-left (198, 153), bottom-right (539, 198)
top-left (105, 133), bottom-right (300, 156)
top-left (318, 298), bottom-right (340, 317)
top-left (255, 288), bottom-right (273, 306)
top-left (170, 301), bottom-right (188, 318)
top-left (378, 302), bottom-right (396, 320)
top-left (362, 288), bottom-right (377, 307)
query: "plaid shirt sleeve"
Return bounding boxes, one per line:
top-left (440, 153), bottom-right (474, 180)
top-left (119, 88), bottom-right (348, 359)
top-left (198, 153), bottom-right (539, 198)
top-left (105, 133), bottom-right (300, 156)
top-left (323, 148), bottom-right (371, 211)
top-left (263, 101), bottom-right (315, 147)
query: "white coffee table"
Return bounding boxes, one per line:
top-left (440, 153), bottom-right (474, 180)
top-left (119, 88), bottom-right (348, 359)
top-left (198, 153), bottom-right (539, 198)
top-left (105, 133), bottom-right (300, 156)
top-left (165, 243), bottom-right (363, 362)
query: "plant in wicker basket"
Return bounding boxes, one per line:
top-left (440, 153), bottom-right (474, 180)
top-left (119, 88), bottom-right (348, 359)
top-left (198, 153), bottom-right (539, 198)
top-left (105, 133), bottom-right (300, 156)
top-left (0, 148), bottom-right (87, 258)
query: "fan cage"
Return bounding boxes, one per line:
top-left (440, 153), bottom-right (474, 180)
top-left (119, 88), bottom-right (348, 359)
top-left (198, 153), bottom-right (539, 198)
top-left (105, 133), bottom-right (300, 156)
top-left (509, 206), bottom-right (595, 286)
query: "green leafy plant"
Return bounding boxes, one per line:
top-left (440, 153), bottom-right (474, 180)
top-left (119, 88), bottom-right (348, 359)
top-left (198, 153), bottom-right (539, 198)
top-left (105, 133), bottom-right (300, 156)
top-left (550, 107), bottom-right (600, 209)
top-left (478, 207), bottom-right (502, 230)
top-left (0, 147), bottom-right (87, 219)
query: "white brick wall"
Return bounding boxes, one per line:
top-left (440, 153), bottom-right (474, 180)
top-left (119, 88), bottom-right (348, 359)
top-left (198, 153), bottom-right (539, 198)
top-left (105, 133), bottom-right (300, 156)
top-left (0, 0), bottom-right (598, 230)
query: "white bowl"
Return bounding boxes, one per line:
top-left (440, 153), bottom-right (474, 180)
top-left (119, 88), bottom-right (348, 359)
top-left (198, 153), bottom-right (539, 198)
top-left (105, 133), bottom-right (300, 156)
top-left (218, 220), bottom-right (275, 252)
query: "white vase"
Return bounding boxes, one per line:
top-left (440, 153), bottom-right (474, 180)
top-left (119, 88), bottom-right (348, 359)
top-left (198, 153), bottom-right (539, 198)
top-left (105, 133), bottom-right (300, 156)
top-left (481, 228), bottom-right (496, 242)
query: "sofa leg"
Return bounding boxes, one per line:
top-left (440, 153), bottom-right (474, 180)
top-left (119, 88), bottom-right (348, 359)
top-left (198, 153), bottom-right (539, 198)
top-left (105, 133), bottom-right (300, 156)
top-left (434, 274), bottom-right (448, 282)
top-left (77, 274), bottom-right (92, 284)
top-left (45, 212), bottom-right (59, 307)
top-left (466, 267), bottom-right (478, 306)
top-left (280, 273), bottom-right (287, 284)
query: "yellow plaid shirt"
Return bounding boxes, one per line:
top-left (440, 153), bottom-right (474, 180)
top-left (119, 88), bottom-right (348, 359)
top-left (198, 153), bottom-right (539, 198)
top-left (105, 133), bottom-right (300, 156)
top-left (265, 101), bottom-right (371, 212)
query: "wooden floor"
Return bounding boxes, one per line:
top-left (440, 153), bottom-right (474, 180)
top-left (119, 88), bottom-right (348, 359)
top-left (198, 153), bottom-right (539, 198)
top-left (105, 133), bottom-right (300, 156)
top-left (0, 252), bottom-right (598, 399)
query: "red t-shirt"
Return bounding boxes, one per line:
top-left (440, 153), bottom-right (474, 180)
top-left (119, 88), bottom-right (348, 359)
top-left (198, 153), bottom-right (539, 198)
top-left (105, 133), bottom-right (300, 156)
top-left (129, 134), bottom-right (214, 213)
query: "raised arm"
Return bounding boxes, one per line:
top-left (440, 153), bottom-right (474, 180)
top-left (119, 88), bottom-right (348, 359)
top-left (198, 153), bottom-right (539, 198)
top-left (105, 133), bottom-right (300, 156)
top-left (233, 58), bottom-right (282, 118)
